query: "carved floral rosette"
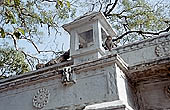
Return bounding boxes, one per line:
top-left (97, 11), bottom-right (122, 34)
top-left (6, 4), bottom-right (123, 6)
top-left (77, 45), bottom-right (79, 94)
top-left (33, 88), bottom-right (50, 109)
top-left (155, 42), bottom-right (170, 57)
top-left (164, 85), bottom-right (170, 100)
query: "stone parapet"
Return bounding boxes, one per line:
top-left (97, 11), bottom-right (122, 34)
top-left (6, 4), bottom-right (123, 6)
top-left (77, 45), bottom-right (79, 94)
top-left (0, 33), bottom-right (170, 110)
top-left (112, 33), bottom-right (170, 66)
top-left (112, 33), bottom-right (170, 55)
top-left (0, 60), bottom-right (73, 93)
top-left (0, 54), bottom-right (135, 110)
top-left (128, 56), bottom-right (170, 84)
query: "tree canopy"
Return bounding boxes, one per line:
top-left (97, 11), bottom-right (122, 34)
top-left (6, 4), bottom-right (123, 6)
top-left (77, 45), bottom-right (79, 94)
top-left (76, 0), bottom-right (170, 44)
top-left (0, 48), bottom-right (30, 78)
top-left (0, 0), bottom-right (74, 48)
top-left (0, 0), bottom-right (170, 77)
top-left (0, 0), bottom-right (75, 72)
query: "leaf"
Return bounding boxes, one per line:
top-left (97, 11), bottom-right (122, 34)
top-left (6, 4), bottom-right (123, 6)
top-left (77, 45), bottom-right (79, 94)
top-left (14, 0), bottom-right (20, 6)
top-left (5, 19), bottom-right (10, 24)
top-left (57, 0), bottom-right (63, 8)
top-left (55, 4), bottom-right (59, 9)
top-left (17, 28), bottom-right (25, 35)
top-left (6, 10), bottom-right (14, 18)
top-left (0, 48), bottom-right (30, 78)
top-left (0, 28), bottom-right (5, 38)
top-left (5, 10), bottom-right (16, 24)
top-left (66, 1), bottom-right (70, 8)
top-left (13, 31), bottom-right (21, 39)
top-left (5, 0), bottom-right (11, 5)
top-left (11, 17), bottom-right (16, 24)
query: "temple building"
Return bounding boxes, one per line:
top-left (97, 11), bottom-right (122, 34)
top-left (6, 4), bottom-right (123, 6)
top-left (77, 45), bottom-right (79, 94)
top-left (0, 12), bottom-right (170, 110)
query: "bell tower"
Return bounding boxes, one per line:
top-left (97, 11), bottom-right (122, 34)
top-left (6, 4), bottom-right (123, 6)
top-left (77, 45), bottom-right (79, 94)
top-left (63, 12), bottom-right (116, 64)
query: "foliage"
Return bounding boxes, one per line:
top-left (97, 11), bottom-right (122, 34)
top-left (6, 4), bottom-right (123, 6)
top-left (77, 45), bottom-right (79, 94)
top-left (1, 0), bottom-right (169, 46)
top-left (0, 0), bottom-right (75, 73)
top-left (109, 0), bottom-right (170, 44)
top-left (0, 48), bottom-right (30, 79)
top-left (75, 0), bottom-right (170, 44)
top-left (0, 0), bottom-right (74, 53)
top-left (0, 0), bottom-right (73, 39)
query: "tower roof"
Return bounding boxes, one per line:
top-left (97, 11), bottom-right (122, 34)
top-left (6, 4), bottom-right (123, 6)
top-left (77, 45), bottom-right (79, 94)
top-left (62, 12), bottom-right (116, 37)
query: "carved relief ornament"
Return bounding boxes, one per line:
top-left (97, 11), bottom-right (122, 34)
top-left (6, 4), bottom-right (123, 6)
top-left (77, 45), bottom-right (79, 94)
top-left (33, 88), bottom-right (50, 109)
top-left (155, 42), bottom-right (170, 57)
top-left (61, 67), bottom-right (76, 85)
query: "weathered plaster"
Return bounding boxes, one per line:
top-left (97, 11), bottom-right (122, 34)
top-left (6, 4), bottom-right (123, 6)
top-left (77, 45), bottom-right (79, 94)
top-left (136, 80), bottom-right (170, 110)
top-left (0, 54), bottom-right (131, 110)
top-left (112, 33), bottom-right (170, 65)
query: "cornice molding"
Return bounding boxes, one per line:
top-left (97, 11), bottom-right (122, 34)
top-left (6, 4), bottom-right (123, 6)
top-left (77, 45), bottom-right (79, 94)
top-left (0, 54), bottom-right (128, 93)
top-left (0, 33), bottom-right (170, 92)
top-left (112, 33), bottom-right (170, 54)
top-left (128, 56), bottom-right (170, 83)
top-left (72, 54), bottom-right (128, 73)
top-left (0, 61), bottom-right (73, 92)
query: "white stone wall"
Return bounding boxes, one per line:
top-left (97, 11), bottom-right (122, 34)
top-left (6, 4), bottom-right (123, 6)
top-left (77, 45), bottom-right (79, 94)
top-left (116, 63), bottom-right (136, 110)
top-left (112, 33), bottom-right (170, 66)
top-left (136, 80), bottom-right (170, 110)
top-left (0, 63), bottom-right (122, 110)
top-left (0, 33), bottom-right (170, 110)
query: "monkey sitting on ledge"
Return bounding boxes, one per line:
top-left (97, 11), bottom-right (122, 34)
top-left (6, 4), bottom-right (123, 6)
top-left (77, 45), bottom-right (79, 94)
top-left (102, 36), bottom-right (117, 51)
top-left (36, 50), bottom-right (70, 70)
top-left (45, 50), bottom-right (70, 66)
top-left (36, 63), bottom-right (45, 70)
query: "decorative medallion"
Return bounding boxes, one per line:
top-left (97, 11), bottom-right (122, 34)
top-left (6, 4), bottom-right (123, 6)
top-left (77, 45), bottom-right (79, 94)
top-left (33, 88), bottom-right (50, 109)
top-left (164, 85), bottom-right (170, 100)
top-left (155, 42), bottom-right (170, 57)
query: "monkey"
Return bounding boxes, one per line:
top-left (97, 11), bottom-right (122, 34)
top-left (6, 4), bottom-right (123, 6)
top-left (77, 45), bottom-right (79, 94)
top-left (45, 59), bottom-right (58, 67)
top-left (36, 63), bottom-right (45, 70)
top-left (62, 49), bottom-right (70, 61)
top-left (79, 43), bottom-right (84, 49)
top-left (104, 36), bottom-right (114, 51)
top-left (45, 50), bottom-right (70, 67)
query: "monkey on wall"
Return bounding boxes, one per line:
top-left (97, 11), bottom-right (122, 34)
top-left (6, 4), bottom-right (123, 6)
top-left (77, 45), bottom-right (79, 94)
top-left (45, 49), bottom-right (70, 66)
top-left (35, 50), bottom-right (70, 70)
top-left (36, 63), bottom-right (45, 70)
top-left (103, 36), bottom-right (115, 51)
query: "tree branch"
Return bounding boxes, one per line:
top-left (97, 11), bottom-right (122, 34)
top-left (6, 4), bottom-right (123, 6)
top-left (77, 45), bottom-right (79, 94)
top-left (38, 50), bottom-right (63, 55)
top-left (21, 52), bottom-right (35, 70)
top-left (98, 0), bottom-right (103, 12)
top-left (21, 36), bottom-right (40, 53)
top-left (104, 0), bottom-right (119, 17)
top-left (6, 32), bottom-right (18, 50)
top-left (21, 36), bottom-right (62, 55)
top-left (113, 25), bottom-right (170, 42)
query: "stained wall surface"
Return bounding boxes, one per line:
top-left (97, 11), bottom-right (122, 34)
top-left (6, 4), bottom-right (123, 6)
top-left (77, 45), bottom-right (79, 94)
top-left (0, 33), bottom-right (170, 110)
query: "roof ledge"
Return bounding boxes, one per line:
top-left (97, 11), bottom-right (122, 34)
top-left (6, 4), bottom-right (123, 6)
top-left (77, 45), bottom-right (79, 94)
top-left (127, 56), bottom-right (170, 83)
